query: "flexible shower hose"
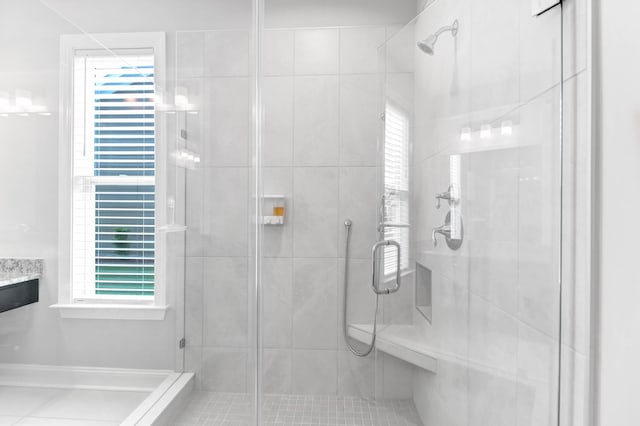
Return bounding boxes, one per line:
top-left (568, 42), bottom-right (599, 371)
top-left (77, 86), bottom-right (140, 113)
top-left (342, 219), bottom-right (379, 357)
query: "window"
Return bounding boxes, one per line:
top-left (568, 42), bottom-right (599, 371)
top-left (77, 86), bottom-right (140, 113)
top-left (383, 101), bottom-right (411, 277)
top-left (56, 33), bottom-right (167, 319)
top-left (73, 53), bottom-right (156, 300)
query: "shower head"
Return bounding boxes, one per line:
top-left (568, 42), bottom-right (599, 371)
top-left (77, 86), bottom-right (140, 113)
top-left (417, 19), bottom-right (459, 56)
top-left (417, 35), bottom-right (438, 55)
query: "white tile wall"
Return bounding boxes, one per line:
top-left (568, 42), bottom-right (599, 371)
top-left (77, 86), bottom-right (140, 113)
top-left (203, 257), bottom-right (249, 347)
top-left (204, 31), bottom-right (250, 77)
top-left (337, 167), bottom-right (378, 259)
top-left (264, 30), bottom-right (295, 76)
top-left (336, 349), bottom-right (376, 397)
top-left (338, 258), bottom-right (377, 326)
top-left (291, 349), bottom-right (338, 395)
top-left (264, 77), bottom-right (294, 167)
top-left (177, 32), bottom-right (204, 79)
top-left (263, 258), bottom-right (293, 348)
top-left (294, 29), bottom-right (339, 75)
top-left (468, 370), bottom-right (517, 426)
top-left (470, 0), bottom-right (520, 111)
top-left (184, 26), bottom-right (415, 400)
top-left (293, 76), bottom-right (340, 166)
top-left (201, 348), bottom-right (249, 393)
top-left (185, 257), bottom-right (204, 347)
top-left (292, 167), bottom-right (339, 258)
top-left (339, 75), bottom-right (380, 166)
top-left (203, 78), bottom-right (250, 167)
top-left (408, 1), bottom-right (589, 425)
top-left (292, 258), bottom-right (339, 349)
top-left (263, 349), bottom-right (293, 394)
top-left (202, 167), bottom-right (249, 257)
top-left (339, 27), bottom-right (386, 74)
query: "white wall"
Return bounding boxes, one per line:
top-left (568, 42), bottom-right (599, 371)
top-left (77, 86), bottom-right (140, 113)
top-left (595, 1), bottom-right (640, 424)
top-left (0, 0), bottom-right (251, 370)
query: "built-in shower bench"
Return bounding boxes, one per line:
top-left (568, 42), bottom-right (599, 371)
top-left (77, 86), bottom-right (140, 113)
top-left (347, 324), bottom-right (438, 373)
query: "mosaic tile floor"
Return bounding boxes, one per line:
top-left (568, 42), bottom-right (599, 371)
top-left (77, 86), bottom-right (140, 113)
top-left (171, 392), bottom-right (423, 426)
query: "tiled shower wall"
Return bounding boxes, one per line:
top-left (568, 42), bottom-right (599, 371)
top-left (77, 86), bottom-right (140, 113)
top-left (181, 26), bottom-right (415, 398)
top-left (403, 0), bottom-right (590, 425)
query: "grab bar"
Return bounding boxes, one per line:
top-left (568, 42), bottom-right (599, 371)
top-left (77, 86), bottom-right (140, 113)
top-left (371, 240), bottom-right (401, 295)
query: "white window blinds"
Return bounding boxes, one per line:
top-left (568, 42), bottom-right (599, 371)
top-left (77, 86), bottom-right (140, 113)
top-left (383, 102), bottom-right (410, 276)
top-left (72, 52), bottom-right (156, 300)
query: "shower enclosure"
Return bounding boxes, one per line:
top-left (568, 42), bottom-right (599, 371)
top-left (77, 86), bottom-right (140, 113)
top-left (178, 0), bottom-right (567, 423)
top-left (0, 0), bottom-right (590, 425)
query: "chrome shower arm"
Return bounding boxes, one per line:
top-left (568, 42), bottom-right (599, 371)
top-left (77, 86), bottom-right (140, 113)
top-left (434, 19), bottom-right (459, 38)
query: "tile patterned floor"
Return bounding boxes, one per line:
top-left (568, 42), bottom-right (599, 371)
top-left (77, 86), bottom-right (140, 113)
top-left (172, 392), bottom-right (423, 426)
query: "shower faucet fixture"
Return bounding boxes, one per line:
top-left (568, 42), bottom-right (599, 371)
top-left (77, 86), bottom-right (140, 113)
top-left (417, 19), bottom-right (459, 56)
top-left (432, 224), bottom-right (452, 247)
top-left (435, 185), bottom-right (459, 209)
top-left (432, 211), bottom-right (463, 250)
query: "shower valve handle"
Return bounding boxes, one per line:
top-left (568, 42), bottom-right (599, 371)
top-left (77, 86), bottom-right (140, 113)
top-left (435, 185), bottom-right (458, 209)
top-left (432, 224), bottom-right (451, 247)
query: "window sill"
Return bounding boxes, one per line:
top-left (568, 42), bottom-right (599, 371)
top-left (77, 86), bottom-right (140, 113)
top-left (50, 303), bottom-right (169, 320)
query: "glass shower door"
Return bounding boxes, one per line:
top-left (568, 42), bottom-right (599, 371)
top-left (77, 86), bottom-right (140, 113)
top-left (379, 1), bottom-right (564, 425)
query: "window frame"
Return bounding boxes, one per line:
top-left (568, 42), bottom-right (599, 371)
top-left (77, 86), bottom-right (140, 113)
top-left (55, 32), bottom-right (168, 320)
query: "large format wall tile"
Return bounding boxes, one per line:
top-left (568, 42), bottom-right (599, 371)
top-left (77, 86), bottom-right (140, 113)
top-left (292, 167), bottom-right (339, 258)
top-left (291, 349), bottom-right (338, 395)
top-left (413, 360), bottom-right (469, 426)
top-left (263, 349), bottom-right (293, 394)
top-left (294, 29), bottom-right (339, 75)
top-left (203, 78), bottom-right (249, 167)
top-left (338, 258), bottom-right (377, 329)
top-left (264, 77), bottom-right (294, 167)
top-left (185, 257), bottom-right (204, 347)
top-left (468, 294), bottom-right (518, 375)
top-left (203, 257), bottom-right (248, 347)
top-left (177, 31), bottom-right (204, 79)
top-left (185, 168), bottom-right (205, 257)
top-left (292, 258), bottom-right (338, 349)
top-left (382, 354), bottom-right (414, 399)
top-left (293, 76), bottom-right (340, 166)
top-left (202, 167), bottom-right (249, 257)
top-left (264, 30), bottom-right (294, 76)
top-left (468, 369), bottom-right (517, 426)
top-left (201, 348), bottom-right (248, 392)
top-left (339, 75), bottom-right (380, 166)
top-left (204, 30), bottom-right (250, 77)
top-left (470, 0), bottom-right (519, 111)
top-left (339, 27), bottom-right (386, 75)
top-left (337, 349), bottom-right (375, 397)
top-left (263, 258), bottom-right (293, 348)
top-left (338, 167), bottom-right (378, 259)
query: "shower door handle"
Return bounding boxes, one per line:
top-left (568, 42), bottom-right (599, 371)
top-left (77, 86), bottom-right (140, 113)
top-left (371, 240), bottom-right (401, 295)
